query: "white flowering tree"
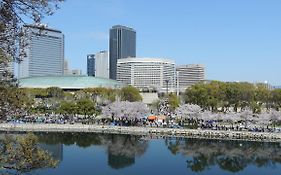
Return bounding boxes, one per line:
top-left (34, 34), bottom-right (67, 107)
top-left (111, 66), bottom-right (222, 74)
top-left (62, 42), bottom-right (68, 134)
top-left (201, 110), bottom-right (215, 122)
top-left (175, 104), bottom-right (203, 127)
top-left (257, 112), bottom-right (271, 129)
top-left (239, 109), bottom-right (253, 128)
top-left (269, 110), bottom-right (281, 129)
top-left (102, 101), bottom-right (149, 121)
top-left (213, 113), bottom-right (224, 121)
top-left (175, 104), bottom-right (202, 120)
top-left (223, 112), bottom-right (240, 128)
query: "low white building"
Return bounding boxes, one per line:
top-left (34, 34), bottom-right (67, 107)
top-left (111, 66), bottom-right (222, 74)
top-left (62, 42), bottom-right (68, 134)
top-left (117, 57), bottom-right (176, 92)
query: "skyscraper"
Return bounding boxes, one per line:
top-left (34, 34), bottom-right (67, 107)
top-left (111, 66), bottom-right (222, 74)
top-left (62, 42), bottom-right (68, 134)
top-left (109, 25), bottom-right (136, 80)
top-left (87, 54), bottom-right (95, 76)
top-left (18, 25), bottom-right (64, 78)
top-left (95, 50), bottom-right (109, 79)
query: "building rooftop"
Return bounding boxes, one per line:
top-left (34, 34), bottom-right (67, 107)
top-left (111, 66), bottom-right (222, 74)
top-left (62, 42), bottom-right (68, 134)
top-left (19, 76), bottom-right (124, 89)
top-left (111, 25), bottom-right (136, 32)
top-left (24, 24), bottom-right (62, 33)
top-left (118, 57), bottom-right (175, 64)
top-left (177, 64), bottom-right (205, 68)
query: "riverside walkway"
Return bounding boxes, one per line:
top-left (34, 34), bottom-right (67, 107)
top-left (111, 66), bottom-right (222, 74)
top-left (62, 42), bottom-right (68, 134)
top-left (0, 123), bottom-right (281, 142)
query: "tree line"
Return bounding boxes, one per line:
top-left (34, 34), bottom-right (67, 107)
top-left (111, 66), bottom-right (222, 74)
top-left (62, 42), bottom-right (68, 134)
top-left (184, 81), bottom-right (281, 113)
top-left (0, 86), bottom-right (143, 120)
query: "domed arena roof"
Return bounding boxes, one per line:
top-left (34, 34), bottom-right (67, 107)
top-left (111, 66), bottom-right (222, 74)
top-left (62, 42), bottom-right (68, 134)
top-left (19, 76), bottom-right (124, 89)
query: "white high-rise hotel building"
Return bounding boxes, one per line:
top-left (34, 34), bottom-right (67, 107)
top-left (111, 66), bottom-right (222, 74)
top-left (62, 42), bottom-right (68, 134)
top-left (117, 57), bottom-right (176, 92)
top-left (19, 25), bottom-right (64, 78)
top-left (176, 64), bottom-right (205, 92)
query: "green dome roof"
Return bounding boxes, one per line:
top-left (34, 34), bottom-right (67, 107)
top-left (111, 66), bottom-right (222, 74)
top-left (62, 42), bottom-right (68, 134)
top-left (19, 76), bottom-right (124, 89)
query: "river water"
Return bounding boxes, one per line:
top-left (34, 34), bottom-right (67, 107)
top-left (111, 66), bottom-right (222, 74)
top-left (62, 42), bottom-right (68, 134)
top-left (2, 132), bottom-right (281, 175)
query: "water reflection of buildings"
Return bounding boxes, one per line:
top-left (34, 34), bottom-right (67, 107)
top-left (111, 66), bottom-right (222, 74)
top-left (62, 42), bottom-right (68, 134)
top-left (35, 132), bottom-right (147, 170)
top-left (40, 144), bottom-right (63, 162)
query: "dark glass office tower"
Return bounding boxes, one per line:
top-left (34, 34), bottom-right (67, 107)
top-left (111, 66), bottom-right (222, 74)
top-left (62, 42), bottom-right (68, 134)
top-left (87, 54), bottom-right (95, 76)
top-left (109, 25), bottom-right (136, 80)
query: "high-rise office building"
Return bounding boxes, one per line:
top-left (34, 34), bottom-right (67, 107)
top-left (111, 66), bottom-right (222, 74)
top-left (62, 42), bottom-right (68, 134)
top-left (18, 25), bottom-right (64, 78)
top-left (109, 25), bottom-right (136, 80)
top-left (117, 57), bottom-right (175, 92)
top-left (176, 64), bottom-right (205, 92)
top-left (87, 54), bottom-right (95, 76)
top-left (95, 50), bottom-right (109, 79)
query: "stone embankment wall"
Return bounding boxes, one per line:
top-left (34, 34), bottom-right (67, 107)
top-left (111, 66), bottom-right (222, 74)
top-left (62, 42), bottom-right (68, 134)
top-left (0, 123), bottom-right (281, 142)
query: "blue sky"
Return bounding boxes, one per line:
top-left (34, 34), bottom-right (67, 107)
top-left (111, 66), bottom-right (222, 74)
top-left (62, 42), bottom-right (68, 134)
top-left (43, 0), bottom-right (281, 85)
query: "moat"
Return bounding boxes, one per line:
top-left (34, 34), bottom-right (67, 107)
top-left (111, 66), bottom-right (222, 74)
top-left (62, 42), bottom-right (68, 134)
top-left (1, 132), bottom-right (281, 175)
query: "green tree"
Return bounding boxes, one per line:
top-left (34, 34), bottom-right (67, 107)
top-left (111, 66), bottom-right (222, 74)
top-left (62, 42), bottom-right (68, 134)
top-left (185, 83), bottom-right (209, 110)
top-left (167, 93), bottom-right (180, 111)
top-left (271, 89), bottom-right (281, 111)
top-left (223, 83), bottom-right (241, 112)
top-left (47, 87), bottom-right (64, 99)
top-left (255, 84), bottom-right (270, 106)
top-left (206, 81), bottom-right (225, 112)
top-left (76, 99), bottom-right (96, 117)
top-left (0, 85), bottom-right (32, 120)
top-left (58, 101), bottom-right (77, 116)
top-left (184, 81), bottom-right (268, 113)
top-left (83, 88), bottom-right (117, 103)
top-left (120, 86), bottom-right (142, 102)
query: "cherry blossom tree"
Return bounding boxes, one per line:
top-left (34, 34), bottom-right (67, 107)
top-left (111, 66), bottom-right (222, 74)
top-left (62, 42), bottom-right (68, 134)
top-left (257, 112), bottom-right (271, 130)
top-left (201, 110), bottom-right (215, 122)
top-left (175, 104), bottom-right (203, 127)
top-left (239, 109), bottom-right (253, 128)
top-left (102, 101), bottom-right (149, 121)
top-left (175, 104), bottom-right (202, 120)
top-left (223, 112), bottom-right (240, 129)
top-left (269, 109), bottom-right (281, 130)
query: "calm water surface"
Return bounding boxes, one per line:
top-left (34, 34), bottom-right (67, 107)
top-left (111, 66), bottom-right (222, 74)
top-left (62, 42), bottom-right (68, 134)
top-left (3, 132), bottom-right (281, 175)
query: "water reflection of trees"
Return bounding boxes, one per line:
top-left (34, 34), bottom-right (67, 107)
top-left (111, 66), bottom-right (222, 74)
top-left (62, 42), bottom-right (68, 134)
top-left (36, 133), bottom-right (148, 169)
top-left (101, 134), bottom-right (148, 169)
top-left (36, 132), bottom-right (103, 147)
top-left (165, 138), bottom-right (281, 173)
top-left (0, 133), bottom-right (59, 174)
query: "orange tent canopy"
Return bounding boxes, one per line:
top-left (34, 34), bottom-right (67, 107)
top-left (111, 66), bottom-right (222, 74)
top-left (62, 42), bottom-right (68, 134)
top-left (148, 116), bottom-right (157, 120)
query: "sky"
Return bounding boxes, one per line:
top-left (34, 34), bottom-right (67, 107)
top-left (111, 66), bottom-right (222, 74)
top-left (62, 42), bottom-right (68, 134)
top-left (42, 0), bottom-right (281, 85)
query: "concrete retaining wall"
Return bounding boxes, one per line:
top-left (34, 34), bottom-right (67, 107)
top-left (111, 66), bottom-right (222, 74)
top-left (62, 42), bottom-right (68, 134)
top-left (0, 123), bottom-right (281, 142)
